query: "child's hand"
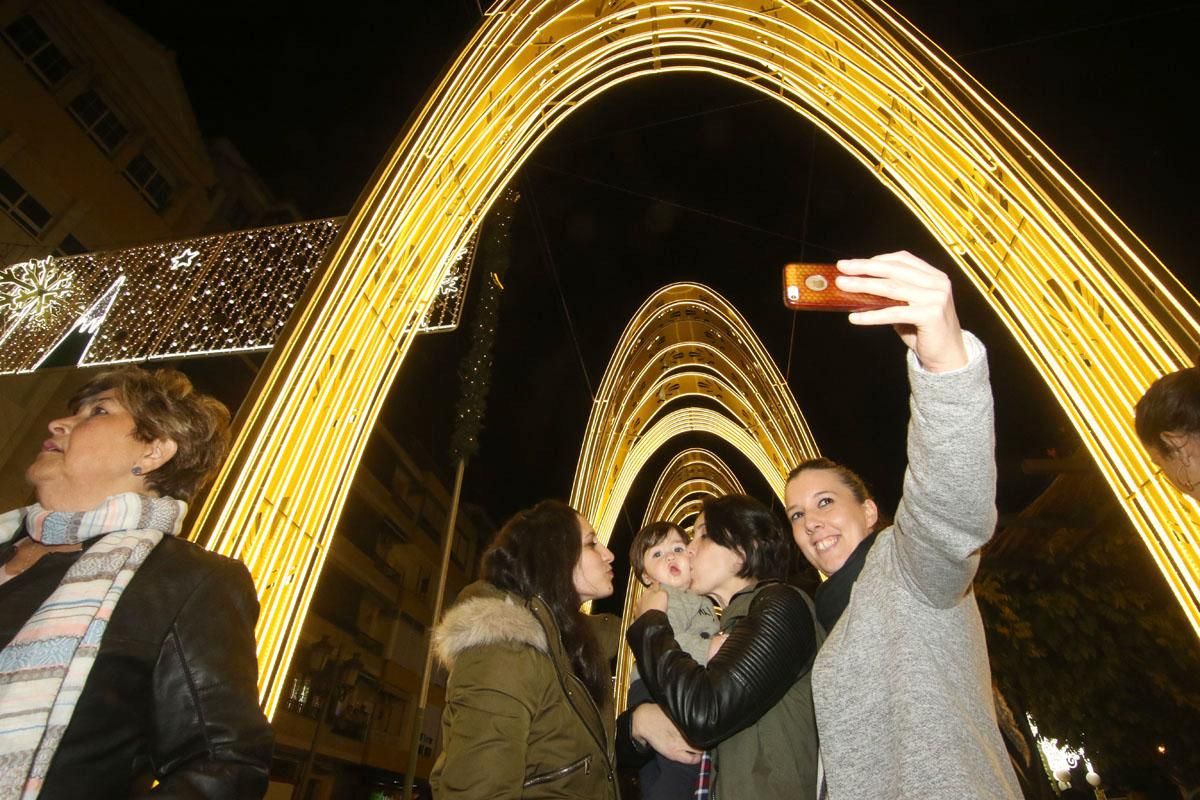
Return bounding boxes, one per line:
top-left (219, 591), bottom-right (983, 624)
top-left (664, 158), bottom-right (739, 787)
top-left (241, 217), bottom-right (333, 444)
top-left (706, 631), bottom-right (729, 660)
top-left (635, 582), bottom-right (670, 617)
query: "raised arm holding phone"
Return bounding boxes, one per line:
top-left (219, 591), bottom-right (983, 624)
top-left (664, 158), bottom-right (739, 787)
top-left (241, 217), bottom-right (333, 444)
top-left (784, 251), bottom-right (1022, 799)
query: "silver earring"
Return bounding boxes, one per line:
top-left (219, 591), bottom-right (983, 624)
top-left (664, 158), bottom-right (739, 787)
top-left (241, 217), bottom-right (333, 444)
top-left (131, 466), bottom-right (143, 476)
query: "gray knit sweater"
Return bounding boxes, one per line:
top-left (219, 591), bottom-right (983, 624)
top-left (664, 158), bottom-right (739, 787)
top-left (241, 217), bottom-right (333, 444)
top-left (812, 333), bottom-right (1023, 800)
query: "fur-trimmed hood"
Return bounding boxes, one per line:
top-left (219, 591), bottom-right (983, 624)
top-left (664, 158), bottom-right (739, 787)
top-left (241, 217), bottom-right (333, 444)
top-left (433, 584), bottom-right (549, 670)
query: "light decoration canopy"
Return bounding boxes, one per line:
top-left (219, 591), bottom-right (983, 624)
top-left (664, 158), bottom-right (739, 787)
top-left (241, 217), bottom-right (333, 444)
top-left (0, 217), bottom-right (477, 375)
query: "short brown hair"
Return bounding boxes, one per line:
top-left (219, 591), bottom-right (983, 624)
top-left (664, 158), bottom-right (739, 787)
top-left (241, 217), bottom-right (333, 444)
top-left (629, 521), bottom-right (687, 587)
top-left (70, 367), bottom-right (232, 502)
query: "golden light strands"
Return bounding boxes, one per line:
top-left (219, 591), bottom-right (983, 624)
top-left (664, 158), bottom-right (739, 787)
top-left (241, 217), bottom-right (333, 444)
top-left (180, 0), bottom-right (1200, 713)
top-left (614, 447), bottom-right (747, 708)
top-left (641, 447), bottom-right (745, 529)
top-left (569, 282), bottom-right (818, 546)
top-left (568, 280), bottom-right (816, 711)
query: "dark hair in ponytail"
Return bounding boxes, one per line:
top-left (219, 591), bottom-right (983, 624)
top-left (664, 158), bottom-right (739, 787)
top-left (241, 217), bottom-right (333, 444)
top-left (482, 499), bottom-right (608, 704)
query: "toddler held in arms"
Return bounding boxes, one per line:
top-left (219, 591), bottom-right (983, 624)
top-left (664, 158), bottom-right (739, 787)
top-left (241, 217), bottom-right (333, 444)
top-left (627, 522), bottom-right (719, 799)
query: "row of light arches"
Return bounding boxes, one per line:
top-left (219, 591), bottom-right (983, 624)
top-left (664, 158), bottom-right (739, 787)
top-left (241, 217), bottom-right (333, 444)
top-left (165, 0), bottom-right (1200, 713)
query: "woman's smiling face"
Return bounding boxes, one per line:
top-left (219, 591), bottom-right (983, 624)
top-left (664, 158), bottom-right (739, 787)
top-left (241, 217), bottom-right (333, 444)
top-left (784, 468), bottom-right (878, 575)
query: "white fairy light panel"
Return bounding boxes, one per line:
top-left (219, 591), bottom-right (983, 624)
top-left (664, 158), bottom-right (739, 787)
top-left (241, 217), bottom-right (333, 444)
top-left (0, 217), bottom-right (476, 375)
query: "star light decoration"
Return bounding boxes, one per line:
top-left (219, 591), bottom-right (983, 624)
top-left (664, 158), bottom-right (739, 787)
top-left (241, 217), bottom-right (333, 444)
top-left (0, 256), bottom-right (74, 323)
top-left (169, 247), bottom-right (200, 271)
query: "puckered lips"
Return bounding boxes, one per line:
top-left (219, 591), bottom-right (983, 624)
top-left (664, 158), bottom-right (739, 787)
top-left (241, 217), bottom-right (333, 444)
top-left (41, 439), bottom-right (63, 453)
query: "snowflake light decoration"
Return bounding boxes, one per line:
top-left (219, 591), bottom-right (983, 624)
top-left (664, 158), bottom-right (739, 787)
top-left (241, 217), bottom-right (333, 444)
top-left (0, 257), bottom-right (75, 320)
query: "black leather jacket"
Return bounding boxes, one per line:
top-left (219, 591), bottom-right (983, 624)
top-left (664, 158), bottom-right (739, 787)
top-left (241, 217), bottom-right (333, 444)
top-left (617, 581), bottom-right (818, 760)
top-left (1, 535), bottom-right (273, 798)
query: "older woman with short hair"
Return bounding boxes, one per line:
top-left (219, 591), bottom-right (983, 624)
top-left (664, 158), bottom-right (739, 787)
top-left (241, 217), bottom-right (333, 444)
top-left (0, 366), bottom-right (272, 798)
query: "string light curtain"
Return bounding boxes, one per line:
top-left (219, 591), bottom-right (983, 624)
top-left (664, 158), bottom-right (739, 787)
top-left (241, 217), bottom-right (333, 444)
top-left (0, 217), bottom-right (476, 374)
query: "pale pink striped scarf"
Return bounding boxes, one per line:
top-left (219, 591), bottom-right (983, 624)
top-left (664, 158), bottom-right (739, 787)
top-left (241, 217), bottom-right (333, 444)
top-left (0, 492), bottom-right (185, 799)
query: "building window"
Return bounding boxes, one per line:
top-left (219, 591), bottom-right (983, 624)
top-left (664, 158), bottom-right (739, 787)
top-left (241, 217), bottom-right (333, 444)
top-left (123, 153), bottom-right (173, 211)
top-left (67, 90), bottom-right (128, 153)
top-left (0, 167), bottom-right (52, 237)
top-left (55, 234), bottom-right (87, 256)
top-left (3, 15), bottom-right (72, 87)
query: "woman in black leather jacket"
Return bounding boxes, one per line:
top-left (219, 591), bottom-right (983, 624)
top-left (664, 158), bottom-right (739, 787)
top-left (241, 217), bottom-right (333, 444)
top-left (618, 495), bottom-right (821, 799)
top-left (0, 367), bottom-right (271, 799)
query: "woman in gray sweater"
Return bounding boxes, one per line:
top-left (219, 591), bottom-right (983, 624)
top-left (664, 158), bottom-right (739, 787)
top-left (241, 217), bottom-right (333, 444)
top-left (783, 251), bottom-right (1023, 800)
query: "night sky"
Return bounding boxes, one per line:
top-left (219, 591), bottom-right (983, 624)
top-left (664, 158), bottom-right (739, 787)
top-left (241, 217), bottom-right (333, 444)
top-left (111, 0), bottom-right (1200, 578)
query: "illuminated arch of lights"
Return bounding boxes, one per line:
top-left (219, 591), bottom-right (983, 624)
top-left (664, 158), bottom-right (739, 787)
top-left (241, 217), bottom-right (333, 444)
top-left (614, 447), bottom-right (746, 704)
top-left (183, 0), bottom-right (1200, 712)
top-left (641, 447), bottom-right (746, 529)
top-left (569, 281), bottom-right (817, 708)
top-left (569, 281), bottom-right (818, 543)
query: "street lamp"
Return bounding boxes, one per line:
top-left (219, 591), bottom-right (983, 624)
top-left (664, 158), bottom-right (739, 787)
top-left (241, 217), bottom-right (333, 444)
top-left (1029, 715), bottom-right (1105, 797)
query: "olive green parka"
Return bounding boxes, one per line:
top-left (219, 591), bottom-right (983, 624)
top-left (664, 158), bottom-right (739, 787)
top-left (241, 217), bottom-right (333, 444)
top-left (429, 582), bottom-right (619, 799)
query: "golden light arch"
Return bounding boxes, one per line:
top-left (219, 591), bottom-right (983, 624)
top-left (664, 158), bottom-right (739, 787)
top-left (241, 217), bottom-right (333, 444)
top-left (585, 406), bottom-right (802, 540)
top-left (188, 0), bottom-right (1200, 712)
top-left (570, 281), bottom-right (819, 543)
top-left (614, 447), bottom-right (746, 704)
top-left (641, 448), bottom-right (747, 529)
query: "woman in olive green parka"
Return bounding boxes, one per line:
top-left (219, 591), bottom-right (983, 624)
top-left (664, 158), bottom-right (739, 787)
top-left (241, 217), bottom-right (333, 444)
top-left (429, 500), bottom-right (620, 799)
